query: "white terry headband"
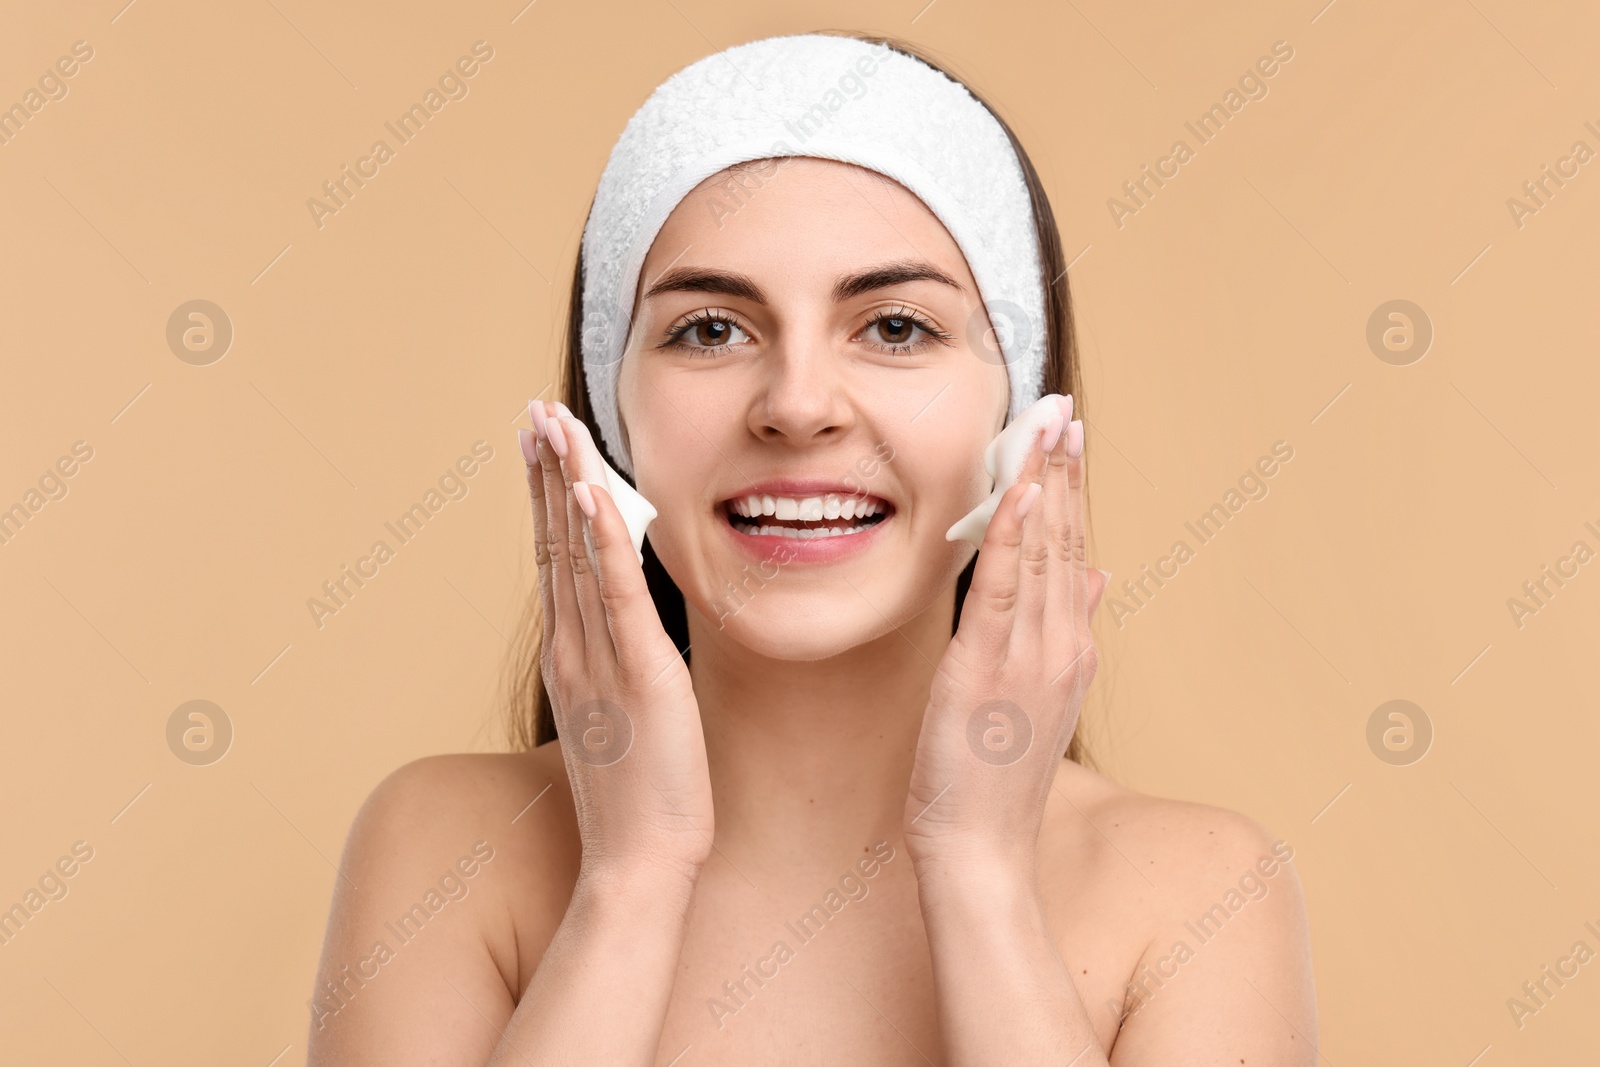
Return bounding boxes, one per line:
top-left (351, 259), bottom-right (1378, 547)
top-left (580, 32), bottom-right (1048, 480)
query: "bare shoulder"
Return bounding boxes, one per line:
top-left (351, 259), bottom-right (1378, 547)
top-left (1044, 760), bottom-right (1317, 1063)
top-left (307, 746), bottom-right (579, 1065)
top-left (341, 745), bottom-right (582, 939)
top-left (1046, 758), bottom-right (1299, 895)
top-left (347, 747), bottom-right (573, 852)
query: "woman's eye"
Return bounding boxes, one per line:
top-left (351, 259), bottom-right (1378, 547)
top-left (669, 316), bottom-right (750, 350)
top-left (864, 310), bottom-right (947, 352)
top-left (872, 315), bottom-right (922, 347)
top-left (665, 308), bottom-right (948, 354)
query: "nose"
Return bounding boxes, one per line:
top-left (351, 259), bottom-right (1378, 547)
top-left (747, 327), bottom-right (856, 451)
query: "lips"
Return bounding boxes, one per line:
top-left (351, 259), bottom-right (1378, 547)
top-left (716, 479), bottom-right (895, 542)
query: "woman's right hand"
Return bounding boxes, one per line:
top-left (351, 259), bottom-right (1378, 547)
top-left (520, 400), bottom-right (713, 888)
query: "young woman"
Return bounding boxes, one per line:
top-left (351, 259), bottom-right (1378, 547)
top-left (309, 30), bottom-right (1315, 1065)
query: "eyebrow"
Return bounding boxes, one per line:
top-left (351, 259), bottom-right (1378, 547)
top-left (639, 258), bottom-right (966, 306)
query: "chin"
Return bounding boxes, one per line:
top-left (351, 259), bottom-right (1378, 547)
top-left (696, 594), bottom-right (901, 660)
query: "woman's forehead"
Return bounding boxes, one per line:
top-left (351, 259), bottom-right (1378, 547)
top-left (639, 157), bottom-right (974, 298)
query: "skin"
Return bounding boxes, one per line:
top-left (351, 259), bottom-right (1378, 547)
top-left (307, 159), bottom-right (1317, 1065)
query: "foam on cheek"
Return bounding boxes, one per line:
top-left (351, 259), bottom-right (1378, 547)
top-left (564, 416), bottom-right (659, 565)
top-left (601, 457), bottom-right (658, 565)
top-left (945, 393), bottom-right (1072, 547)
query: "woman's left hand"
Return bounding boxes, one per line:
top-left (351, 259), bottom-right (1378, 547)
top-left (904, 395), bottom-right (1108, 874)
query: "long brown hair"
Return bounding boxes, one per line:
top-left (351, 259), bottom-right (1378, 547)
top-left (502, 29), bottom-right (1095, 767)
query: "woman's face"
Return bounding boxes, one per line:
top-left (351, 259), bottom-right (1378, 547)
top-left (616, 156), bottom-right (1010, 659)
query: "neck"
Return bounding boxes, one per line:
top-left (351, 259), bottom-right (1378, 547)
top-left (687, 584), bottom-right (957, 867)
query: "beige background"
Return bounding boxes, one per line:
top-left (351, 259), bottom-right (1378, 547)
top-left (2, 0), bottom-right (1596, 1062)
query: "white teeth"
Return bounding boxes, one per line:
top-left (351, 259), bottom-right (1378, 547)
top-left (727, 492), bottom-right (888, 521)
top-left (733, 522), bottom-right (876, 540)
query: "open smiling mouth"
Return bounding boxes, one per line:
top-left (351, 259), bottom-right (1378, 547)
top-left (720, 492), bottom-right (894, 540)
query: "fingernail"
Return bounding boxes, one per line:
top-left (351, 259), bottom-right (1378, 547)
top-left (1042, 412), bottom-right (1065, 453)
top-left (1061, 393), bottom-right (1074, 422)
top-left (1066, 419), bottom-right (1084, 458)
top-left (1096, 568), bottom-right (1113, 584)
top-left (546, 416), bottom-right (569, 458)
top-left (553, 401), bottom-right (573, 418)
top-left (1015, 481), bottom-right (1042, 520)
top-left (517, 428), bottom-right (536, 465)
top-left (573, 480), bottom-right (596, 519)
top-left (529, 399), bottom-right (547, 439)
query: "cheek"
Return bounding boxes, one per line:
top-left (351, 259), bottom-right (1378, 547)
top-left (625, 385), bottom-right (725, 591)
top-left (907, 425), bottom-right (992, 513)
top-left (884, 430), bottom-right (988, 586)
top-left (631, 385), bottom-right (725, 505)
top-left (619, 359), bottom-right (737, 463)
